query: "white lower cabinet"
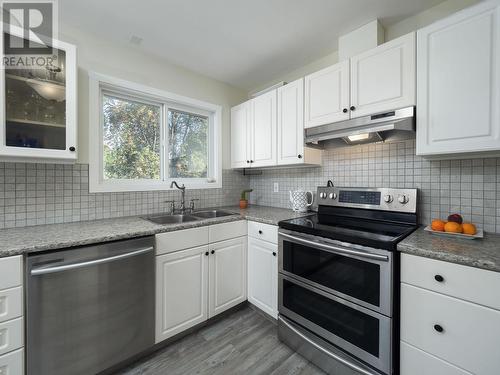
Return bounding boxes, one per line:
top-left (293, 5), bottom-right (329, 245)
top-left (247, 221), bottom-right (279, 319)
top-left (209, 237), bottom-right (247, 318)
top-left (247, 237), bottom-right (277, 318)
top-left (401, 342), bottom-right (472, 375)
top-left (0, 348), bottom-right (24, 375)
top-left (155, 222), bottom-right (247, 343)
top-left (155, 245), bottom-right (209, 343)
top-left (400, 254), bottom-right (500, 375)
top-left (0, 256), bottom-right (23, 375)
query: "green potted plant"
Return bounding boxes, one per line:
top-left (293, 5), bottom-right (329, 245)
top-left (240, 189), bottom-right (253, 209)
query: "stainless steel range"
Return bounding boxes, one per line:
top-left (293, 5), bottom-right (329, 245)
top-left (277, 187), bottom-right (418, 375)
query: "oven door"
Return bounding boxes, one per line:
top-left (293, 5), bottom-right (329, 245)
top-left (279, 229), bottom-right (392, 316)
top-left (279, 274), bottom-right (391, 374)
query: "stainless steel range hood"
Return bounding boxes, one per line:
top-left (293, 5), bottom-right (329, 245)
top-left (305, 106), bottom-right (415, 147)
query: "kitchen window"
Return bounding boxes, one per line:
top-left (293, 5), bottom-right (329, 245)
top-left (89, 73), bottom-right (222, 192)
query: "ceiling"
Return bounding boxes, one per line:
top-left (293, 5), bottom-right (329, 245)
top-left (59, 0), bottom-right (444, 90)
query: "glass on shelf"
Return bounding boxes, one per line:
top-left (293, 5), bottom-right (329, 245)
top-left (5, 43), bottom-right (67, 150)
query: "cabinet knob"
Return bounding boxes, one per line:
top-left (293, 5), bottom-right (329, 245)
top-left (211, 250), bottom-right (215, 254)
top-left (297, 154), bottom-right (302, 159)
top-left (434, 275), bottom-right (444, 282)
top-left (247, 160), bottom-right (250, 164)
top-left (250, 160), bottom-right (254, 163)
top-left (342, 108), bottom-right (348, 113)
top-left (69, 146), bottom-right (76, 152)
top-left (434, 324), bottom-right (444, 333)
top-left (350, 106), bottom-right (356, 111)
top-left (272, 252), bottom-right (276, 257)
top-left (258, 230), bottom-right (263, 235)
top-left (205, 251), bottom-right (209, 256)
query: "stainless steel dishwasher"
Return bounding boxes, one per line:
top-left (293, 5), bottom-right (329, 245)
top-left (26, 236), bottom-right (155, 375)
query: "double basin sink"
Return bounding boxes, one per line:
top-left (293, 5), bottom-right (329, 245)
top-left (144, 209), bottom-right (236, 225)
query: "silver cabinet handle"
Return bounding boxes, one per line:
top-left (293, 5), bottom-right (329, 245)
top-left (279, 232), bottom-right (388, 262)
top-left (279, 316), bottom-right (376, 375)
top-left (31, 246), bottom-right (154, 276)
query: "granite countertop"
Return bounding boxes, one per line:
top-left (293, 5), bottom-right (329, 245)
top-left (398, 227), bottom-right (500, 273)
top-left (0, 205), bottom-right (311, 258)
top-left (220, 205), bottom-right (314, 225)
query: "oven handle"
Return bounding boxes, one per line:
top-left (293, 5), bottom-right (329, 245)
top-left (279, 316), bottom-right (377, 375)
top-left (279, 232), bottom-right (389, 262)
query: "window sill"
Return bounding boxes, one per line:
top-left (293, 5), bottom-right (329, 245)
top-left (89, 180), bottom-right (222, 193)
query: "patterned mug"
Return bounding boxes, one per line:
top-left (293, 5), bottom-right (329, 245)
top-left (289, 190), bottom-right (314, 212)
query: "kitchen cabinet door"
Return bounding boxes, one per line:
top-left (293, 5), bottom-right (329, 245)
top-left (304, 61), bottom-right (350, 128)
top-left (0, 26), bottom-right (77, 163)
top-left (400, 342), bottom-right (472, 375)
top-left (277, 78), bottom-right (304, 165)
top-left (251, 89), bottom-right (277, 168)
top-left (230, 101), bottom-right (251, 168)
top-left (401, 283), bottom-right (500, 375)
top-left (155, 245), bottom-right (209, 343)
top-left (350, 32), bottom-right (415, 118)
top-left (247, 237), bottom-right (278, 318)
top-left (208, 237), bottom-right (247, 318)
top-left (416, 1), bottom-right (500, 156)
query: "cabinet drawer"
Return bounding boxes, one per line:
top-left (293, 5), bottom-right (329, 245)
top-left (401, 283), bottom-right (500, 375)
top-left (209, 221), bottom-right (247, 243)
top-left (401, 253), bottom-right (500, 310)
top-left (156, 226), bottom-right (209, 255)
top-left (0, 318), bottom-right (23, 357)
top-left (247, 221), bottom-right (278, 244)
top-left (0, 288), bottom-right (22, 324)
top-left (0, 257), bottom-right (22, 290)
top-left (0, 348), bottom-right (23, 375)
top-left (401, 341), bottom-right (472, 375)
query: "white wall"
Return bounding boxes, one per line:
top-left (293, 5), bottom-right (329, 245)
top-left (247, 0), bottom-right (481, 95)
top-left (249, 51), bottom-right (339, 97)
top-left (58, 23), bottom-right (247, 168)
top-left (385, 0), bottom-right (481, 40)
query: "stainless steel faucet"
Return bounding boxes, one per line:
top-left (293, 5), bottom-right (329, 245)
top-left (170, 181), bottom-right (186, 214)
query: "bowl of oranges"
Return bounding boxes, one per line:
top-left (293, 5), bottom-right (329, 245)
top-left (425, 214), bottom-right (483, 239)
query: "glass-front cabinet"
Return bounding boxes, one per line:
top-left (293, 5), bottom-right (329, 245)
top-left (0, 28), bottom-right (77, 162)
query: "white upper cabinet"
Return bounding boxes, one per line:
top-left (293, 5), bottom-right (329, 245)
top-left (304, 32), bottom-right (415, 128)
top-left (251, 89), bottom-right (277, 168)
top-left (0, 26), bottom-right (77, 163)
top-left (230, 102), bottom-right (251, 168)
top-left (350, 32), bottom-right (416, 118)
top-left (304, 61), bottom-right (350, 128)
top-left (277, 79), bottom-right (322, 166)
top-left (278, 78), bottom-right (304, 164)
top-left (416, 0), bottom-right (500, 156)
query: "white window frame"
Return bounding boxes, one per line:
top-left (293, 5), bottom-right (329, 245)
top-left (89, 72), bottom-right (222, 193)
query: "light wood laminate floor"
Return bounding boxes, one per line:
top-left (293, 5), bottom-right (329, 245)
top-left (117, 306), bottom-right (326, 375)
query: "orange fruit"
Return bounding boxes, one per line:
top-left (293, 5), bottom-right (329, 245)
top-left (462, 223), bottom-right (477, 235)
top-left (431, 219), bottom-right (446, 231)
top-left (444, 221), bottom-right (463, 233)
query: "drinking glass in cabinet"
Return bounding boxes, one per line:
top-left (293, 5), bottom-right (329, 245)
top-left (4, 41), bottom-right (67, 150)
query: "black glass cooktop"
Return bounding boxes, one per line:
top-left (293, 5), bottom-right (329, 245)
top-left (279, 213), bottom-right (418, 251)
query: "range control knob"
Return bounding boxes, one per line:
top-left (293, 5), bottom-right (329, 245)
top-left (329, 192), bottom-right (337, 200)
top-left (398, 195), bottom-right (409, 204)
top-left (319, 192), bottom-right (327, 199)
top-left (383, 195), bottom-right (393, 203)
